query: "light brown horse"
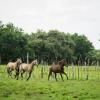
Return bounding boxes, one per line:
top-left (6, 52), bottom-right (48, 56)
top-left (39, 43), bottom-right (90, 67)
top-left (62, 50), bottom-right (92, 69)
top-left (48, 59), bottom-right (68, 81)
top-left (7, 58), bottom-right (22, 79)
top-left (19, 59), bottom-right (38, 80)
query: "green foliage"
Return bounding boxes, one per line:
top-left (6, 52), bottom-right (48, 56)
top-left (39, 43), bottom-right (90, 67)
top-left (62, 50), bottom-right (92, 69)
top-left (71, 33), bottom-right (94, 63)
top-left (0, 21), bottom-right (97, 64)
top-left (0, 22), bottom-right (28, 63)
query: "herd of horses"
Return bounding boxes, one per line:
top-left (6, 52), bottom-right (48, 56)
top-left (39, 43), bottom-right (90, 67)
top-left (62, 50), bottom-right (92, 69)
top-left (6, 58), bottom-right (68, 81)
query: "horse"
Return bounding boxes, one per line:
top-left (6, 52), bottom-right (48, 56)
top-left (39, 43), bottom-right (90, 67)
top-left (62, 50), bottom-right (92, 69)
top-left (19, 59), bottom-right (38, 80)
top-left (7, 58), bottom-right (22, 79)
top-left (48, 59), bottom-right (68, 81)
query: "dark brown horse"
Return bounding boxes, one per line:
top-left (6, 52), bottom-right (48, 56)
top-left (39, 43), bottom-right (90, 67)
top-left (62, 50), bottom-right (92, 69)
top-left (48, 59), bottom-right (68, 81)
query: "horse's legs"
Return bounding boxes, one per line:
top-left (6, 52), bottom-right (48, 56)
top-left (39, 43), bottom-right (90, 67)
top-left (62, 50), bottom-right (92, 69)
top-left (60, 73), bottom-right (64, 81)
top-left (14, 71), bottom-right (17, 78)
top-left (21, 70), bottom-right (25, 78)
top-left (9, 69), bottom-right (13, 78)
top-left (7, 68), bottom-right (10, 77)
top-left (7, 68), bottom-right (12, 77)
top-left (10, 71), bottom-right (12, 78)
top-left (16, 72), bottom-right (19, 80)
top-left (27, 71), bottom-right (32, 81)
top-left (55, 73), bottom-right (57, 81)
top-left (7, 67), bottom-right (10, 77)
top-left (15, 69), bottom-right (20, 80)
top-left (48, 69), bottom-right (52, 81)
top-left (63, 72), bottom-right (68, 80)
top-left (25, 72), bottom-right (27, 77)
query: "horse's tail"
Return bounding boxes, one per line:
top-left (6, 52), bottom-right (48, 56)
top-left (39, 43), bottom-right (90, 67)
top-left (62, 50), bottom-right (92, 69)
top-left (50, 68), bottom-right (52, 75)
top-left (48, 68), bottom-right (52, 80)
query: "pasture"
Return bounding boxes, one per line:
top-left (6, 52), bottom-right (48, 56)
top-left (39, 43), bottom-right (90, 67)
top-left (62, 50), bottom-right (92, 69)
top-left (0, 65), bottom-right (100, 100)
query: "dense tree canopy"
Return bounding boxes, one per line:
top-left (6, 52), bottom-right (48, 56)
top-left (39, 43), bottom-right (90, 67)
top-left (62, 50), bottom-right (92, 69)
top-left (0, 21), bottom-right (99, 64)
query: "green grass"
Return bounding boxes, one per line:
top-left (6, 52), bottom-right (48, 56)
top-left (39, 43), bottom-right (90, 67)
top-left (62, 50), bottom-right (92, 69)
top-left (0, 65), bottom-right (100, 100)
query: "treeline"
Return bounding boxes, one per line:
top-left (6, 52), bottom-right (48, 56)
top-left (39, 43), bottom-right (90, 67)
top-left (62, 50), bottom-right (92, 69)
top-left (0, 21), bottom-right (100, 64)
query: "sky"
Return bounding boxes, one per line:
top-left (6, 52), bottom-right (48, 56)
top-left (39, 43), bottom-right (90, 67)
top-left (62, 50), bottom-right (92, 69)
top-left (0, 0), bottom-right (100, 49)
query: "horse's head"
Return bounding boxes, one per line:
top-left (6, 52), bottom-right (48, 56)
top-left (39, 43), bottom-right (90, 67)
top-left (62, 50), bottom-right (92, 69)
top-left (58, 59), bottom-right (68, 67)
top-left (32, 59), bottom-right (38, 67)
top-left (16, 58), bottom-right (22, 65)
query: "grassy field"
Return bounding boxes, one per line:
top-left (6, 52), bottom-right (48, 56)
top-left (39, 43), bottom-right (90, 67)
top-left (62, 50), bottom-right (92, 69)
top-left (0, 65), bottom-right (100, 100)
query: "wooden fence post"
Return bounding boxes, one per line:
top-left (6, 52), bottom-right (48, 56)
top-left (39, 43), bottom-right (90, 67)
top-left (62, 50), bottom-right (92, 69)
top-left (41, 67), bottom-right (43, 78)
top-left (27, 52), bottom-right (29, 64)
top-left (95, 61), bottom-right (97, 71)
top-left (86, 59), bottom-right (89, 80)
top-left (0, 56), bottom-right (1, 64)
top-left (78, 61), bottom-right (80, 79)
top-left (68, 65), bottom-right (70, 79)
top-left (97, 61), bottom-right (99, 80)
top-left (72, 62), bottom-right (75, 79)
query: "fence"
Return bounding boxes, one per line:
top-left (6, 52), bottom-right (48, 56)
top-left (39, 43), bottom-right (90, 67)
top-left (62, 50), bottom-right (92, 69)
top-left (0, 63), bottom-right (99, 81)
top-left (33, 63), bottom-right (100, 80)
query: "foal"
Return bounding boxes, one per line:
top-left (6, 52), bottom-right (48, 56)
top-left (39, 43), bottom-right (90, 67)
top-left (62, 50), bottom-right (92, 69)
top-left (7, 58), bottom-right (22, 79)
top-left (48, 59), bottom-right (68, 81)
top-left (19, 59), bottom-right (38, 80)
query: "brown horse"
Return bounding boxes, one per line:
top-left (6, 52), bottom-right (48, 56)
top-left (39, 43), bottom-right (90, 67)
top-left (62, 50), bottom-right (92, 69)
top-left (48, 59), bottom-right (68, 81)
top-left (19, 59), bottom-right (38, 80)
top-left (7, 58), bottom-right (22, 79)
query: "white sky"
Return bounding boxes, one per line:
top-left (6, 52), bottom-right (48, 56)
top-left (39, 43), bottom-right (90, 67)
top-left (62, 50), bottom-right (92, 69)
top-left (0, 0), bottom-right (100, 49)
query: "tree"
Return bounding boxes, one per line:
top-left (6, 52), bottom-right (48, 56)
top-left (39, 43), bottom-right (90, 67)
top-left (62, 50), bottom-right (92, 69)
top-left (0, 23), bottom-right (28, 63)
top-left (0, 21), bottom-right (96, 64)
top-left (71, 33), bottom-right (94, 64)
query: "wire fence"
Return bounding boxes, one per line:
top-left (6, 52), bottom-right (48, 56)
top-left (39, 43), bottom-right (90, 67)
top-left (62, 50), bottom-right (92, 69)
top-left (0, 64), bottom-right (100, 81)
top-left (33, 64), bottom-right (100, 81)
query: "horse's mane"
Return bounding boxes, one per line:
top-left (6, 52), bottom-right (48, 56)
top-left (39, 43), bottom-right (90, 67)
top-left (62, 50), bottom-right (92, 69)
top-left (58, 59), bottom-right (66, 64)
